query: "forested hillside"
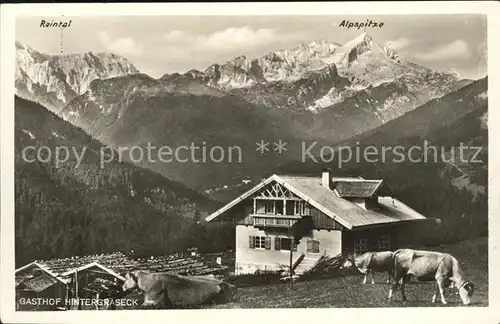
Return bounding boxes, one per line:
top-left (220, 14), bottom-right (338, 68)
top-left (280, 78), bottom-right (488, 244)
top-left (14, 96), bottom-right (232, 266)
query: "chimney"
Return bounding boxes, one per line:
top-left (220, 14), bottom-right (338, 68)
top-left (322, 170), bottom-right (331, 189)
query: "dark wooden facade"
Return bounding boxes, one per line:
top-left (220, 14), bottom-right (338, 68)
top-left (341, 225), bottom-right (400, 255)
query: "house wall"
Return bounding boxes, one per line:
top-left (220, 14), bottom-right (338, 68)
top-left (341, 225), bottom-right (400, 254)
top-left (235, 224), bottom-right (342, 275)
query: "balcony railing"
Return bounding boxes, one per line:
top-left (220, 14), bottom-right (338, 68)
top-left (251, 214), bottom-right (301, 228)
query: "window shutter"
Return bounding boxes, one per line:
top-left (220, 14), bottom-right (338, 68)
top-left (249, 236), bottom-right (255, 249)
top-left (307, 239), bottom-right (313, 253)
top-left (265, 237), bottom-right (271, 250)
top-left (275, 237), bottom-right (281, 250)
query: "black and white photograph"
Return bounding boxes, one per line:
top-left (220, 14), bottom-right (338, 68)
top-left (1, 2), bottom-right (499, 324)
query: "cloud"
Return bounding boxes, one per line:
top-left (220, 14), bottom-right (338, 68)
top-left (383, 38), bottom-right (411, 51)
top-left (98, 31), bottom-right (143, 56)
top-left (414, 40), bottom-right (471, 61)
top-left (162, 26), bottom-right (301, 58)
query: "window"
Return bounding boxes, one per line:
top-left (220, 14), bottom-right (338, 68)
top-left (378, 236), bottom-right (390, 251)
top-left (264, 201), bottom-right (274, 214)
top-left (249, 236), bottom-right (271, 250)
top-left (255, 236), bottom-right (266, 249)
top-left (255, 200), bottom-right (265, 214)
top-left (254, 199), bottom-right (305, 216)
top-left (285, 200), bottom-right (295, 215)
top-left (275, 200), bottom-right (284, 215)
top-left (307, 239), bottom-right (320, 253)
top-left (354, 238), bottom-right (368, 254)
top-left (255, 200), bottom-right (276, 215)
top-left (275, 237), bottom-right (297, 251)
top-left (302, 202), bottom-right (310, 215)
top-left (294, 201), bottom-right (310, 216)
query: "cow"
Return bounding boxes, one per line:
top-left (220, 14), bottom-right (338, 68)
top-left (341, 251), bottom-right (394, 284)
top-left (122, 270), bottom-right (236, 309)
top-left (387, 249), bottom-right (474, 305)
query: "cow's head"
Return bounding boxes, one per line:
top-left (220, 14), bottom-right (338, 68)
top-left (458, 281), bottom-right (474, 305)
top-left (220, 282), bottom-right (238, 303)
top-left (122, 270), bottom-right (140, 292)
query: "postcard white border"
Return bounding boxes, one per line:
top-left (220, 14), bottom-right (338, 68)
top-left (1, 2), bottom-right (499, 324)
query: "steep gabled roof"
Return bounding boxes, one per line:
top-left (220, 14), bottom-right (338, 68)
top-left (205, 174), bottom-right (428, 229)
top-left (15, 262), bottom-right (68, 286)
top-left (21, 273), bottom-right (59, 292)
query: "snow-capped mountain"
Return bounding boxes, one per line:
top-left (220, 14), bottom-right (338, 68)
top-left (173, 40), bottom-right (342, 90)
top-left (305, 34), bottom-right (470, 113)
top-left (175, 32), bottom-right (406, 90)
top-left (15, 41), bottom-right (139, 113)
top-left (230, 64), bottom-right (350, 112)
top-left (174, 33), bottom-right (468, 114)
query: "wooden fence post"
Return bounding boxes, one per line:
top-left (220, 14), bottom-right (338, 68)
top-left (289, 241), bottom-right (294, 290)
top-left (75, 270), bottom-right (80, 310)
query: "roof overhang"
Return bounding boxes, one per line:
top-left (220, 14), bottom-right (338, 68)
top-left (205, 175), bottom-right (280, 222)
top-left (15, 262), bottom-right (68, 285)
top-left (350, 218), bottom-right (437, 231)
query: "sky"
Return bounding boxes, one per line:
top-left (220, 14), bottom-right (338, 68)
top-left (16, 14), bottom-right (487, 80)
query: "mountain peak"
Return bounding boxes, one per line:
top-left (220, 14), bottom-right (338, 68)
top-left (16, 42), bottom-right (139, 112)
top-left (343, 32), bottom-right (372, 49)
top-left (16, 41), bottom-right (26, 49)
top-left (338, 33), bottom-right (374, 67)
top-left (440, 68), bottom-right (462, 80)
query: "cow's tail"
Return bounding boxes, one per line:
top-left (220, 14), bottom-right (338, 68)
top-left (390, 249), bottom-right (404, 282)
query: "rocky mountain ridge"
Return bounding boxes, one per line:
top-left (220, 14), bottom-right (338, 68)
top-left (15, 41), bottom-right (139, 113)
top-left (166, 33), bottom-right (468, 115)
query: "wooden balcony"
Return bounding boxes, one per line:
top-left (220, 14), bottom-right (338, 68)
top-left (251, 214), bottom-right (302, 228)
